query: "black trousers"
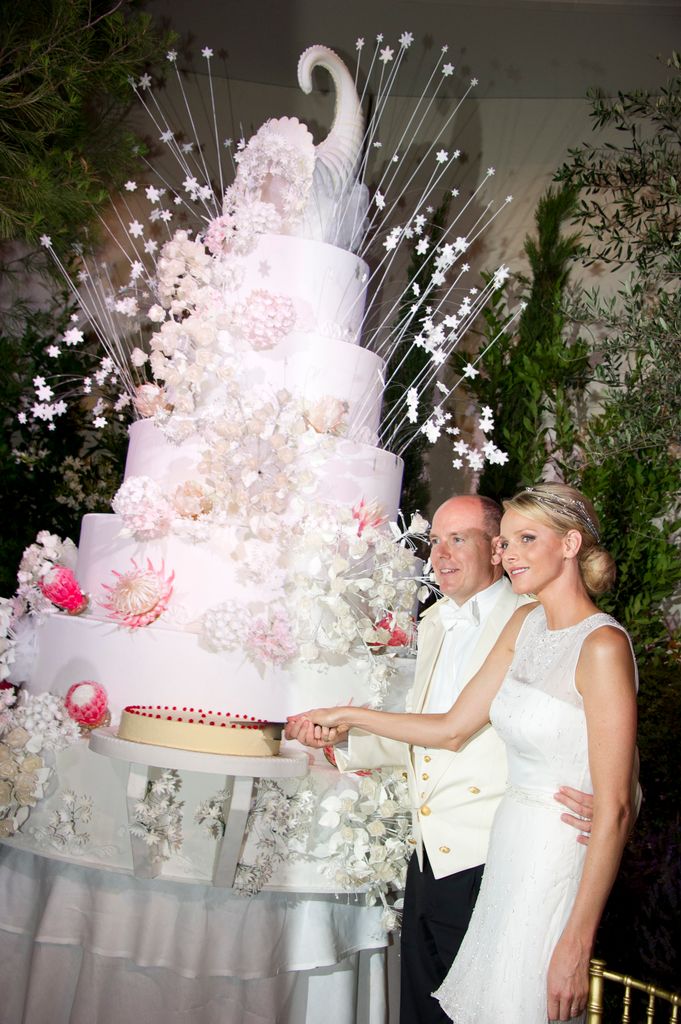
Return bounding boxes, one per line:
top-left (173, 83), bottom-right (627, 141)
top-left (399, 851), bottom-right (484, 1024)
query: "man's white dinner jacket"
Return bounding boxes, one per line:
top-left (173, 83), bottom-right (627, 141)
top-left (335, 579), bottom-right (532, 879)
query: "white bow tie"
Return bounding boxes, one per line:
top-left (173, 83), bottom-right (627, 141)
top-left (438, 598), bottom-right (480, 630)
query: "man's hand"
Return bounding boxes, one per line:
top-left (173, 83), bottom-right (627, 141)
top-left (554, 786), bottom-right (593, 845)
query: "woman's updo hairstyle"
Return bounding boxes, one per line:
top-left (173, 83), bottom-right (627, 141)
top-left (502, 483), bottom-right (616, 597)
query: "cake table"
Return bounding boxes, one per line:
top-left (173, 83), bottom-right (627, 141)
top-left (0, 730), bottom-right (400, 1024)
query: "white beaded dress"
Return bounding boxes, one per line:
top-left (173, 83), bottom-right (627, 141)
top-left (434, 605), bottom-right (632, 1024)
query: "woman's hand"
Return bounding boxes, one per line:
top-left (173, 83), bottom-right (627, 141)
top-left (547, 932), bottom-right (590, 1021)
top-left (285, 707), bottom-right (352, 745)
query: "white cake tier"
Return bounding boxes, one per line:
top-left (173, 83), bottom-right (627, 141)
top-left (235, 331), bottom-right (385, 439)
top-left (75, 512), bottom-right (275, 627)
top-left (27, 612), bottom-right (387, 722)
top-left (123, 419), bottom-right (404, 517)
top-left (235, 233), bottom-right (369, 342)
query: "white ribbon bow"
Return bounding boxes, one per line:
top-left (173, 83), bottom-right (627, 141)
top-left (437, 597), bottom-right (480, 630)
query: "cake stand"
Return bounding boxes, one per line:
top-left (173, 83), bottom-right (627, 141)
top-left (89, 727), bottom-right (309, 887)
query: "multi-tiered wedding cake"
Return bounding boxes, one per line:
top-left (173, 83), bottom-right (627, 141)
top-left (22, 45), bottom-right (422, 737)
top-left (0, 45), bottom-right (425, 899)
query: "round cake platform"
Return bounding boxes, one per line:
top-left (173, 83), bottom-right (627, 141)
top-left (89, 727), bottom-right (309, 778)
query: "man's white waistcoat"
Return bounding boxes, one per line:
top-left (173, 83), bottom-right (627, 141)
top-left (335, 579), bottom-right (532, 879)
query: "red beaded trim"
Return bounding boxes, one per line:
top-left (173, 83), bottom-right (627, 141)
top-left (122, 705), bottom-right (270, 730)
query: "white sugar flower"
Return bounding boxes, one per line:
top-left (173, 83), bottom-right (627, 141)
top-left (130, 347), bottom-right (149, 367)
top-left (112, 477), bottom-right (173, 539)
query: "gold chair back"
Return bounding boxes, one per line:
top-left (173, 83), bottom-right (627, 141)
top-left (587, 959), bottom-right (681, 1024)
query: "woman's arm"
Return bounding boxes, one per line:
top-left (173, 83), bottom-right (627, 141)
top-left (286, 604), bottom-right (531, 750)
top-left (546, 626), bottom-right (637, 1021)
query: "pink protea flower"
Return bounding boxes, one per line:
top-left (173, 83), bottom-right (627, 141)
top-left (352, 498), bottom-right (386, 537)
top-left (38, 566), bottom-right (88, 615)
top-left (99, 559), bottom-right (174, 629)
top-left (64, 681), bottom-right (109, 730)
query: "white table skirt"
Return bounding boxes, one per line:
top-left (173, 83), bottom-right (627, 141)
top-left (0, 847), bottom-right (399, 1024)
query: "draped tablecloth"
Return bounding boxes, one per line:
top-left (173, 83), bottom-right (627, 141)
top-left (0, 846), bottom-right (399, 1024)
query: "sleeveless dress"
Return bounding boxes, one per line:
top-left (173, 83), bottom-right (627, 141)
top-left (434, 606), bottom-right (632, 1024)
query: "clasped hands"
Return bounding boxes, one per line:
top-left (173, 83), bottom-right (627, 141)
top-left (286, 707), bottom-right (351, 748)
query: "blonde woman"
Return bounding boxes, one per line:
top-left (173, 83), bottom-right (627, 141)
top-left (287, 484), bottom-right (638, 1024)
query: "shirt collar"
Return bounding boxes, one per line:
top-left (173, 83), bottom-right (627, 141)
top-left (443, 576), bottom-right (506, 624)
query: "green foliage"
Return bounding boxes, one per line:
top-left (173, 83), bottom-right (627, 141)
top-left (554, 51), bottom-right (681, 462)
top-left (0, 0), bottom-right (170, 245)
top-left (450, 185), bottom-right (591, 501)
top-left (576, 453), bottom-right (680, 669)
top-left (555, 52), bottom-right (680, 278)
top-left (0, 0), bottom-right (169, 592)
top-left (0, 300), bottom-right (128, 593)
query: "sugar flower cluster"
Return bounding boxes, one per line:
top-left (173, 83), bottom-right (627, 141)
top-left (0, 689), bottom-right (81, 839)
top-left (316, 769), bottom-right (412, 930)
top-left (199, 505), bottom-right (430, 698)
top-left (0, 600), bottom-right (16, 683)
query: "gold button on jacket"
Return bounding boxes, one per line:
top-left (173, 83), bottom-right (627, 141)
top-left (468, 786), bottom-right (481, 794)
top-left (439, 845), bottom-right (451, 854)
top-left (424, 755), bottom-right (432, 763)
top-left (420, 804), bottom-right (431, 816)
top-left (422, 772), bottom-right (429, 781)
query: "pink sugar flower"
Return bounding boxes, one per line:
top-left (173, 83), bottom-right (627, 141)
top-left (99, 559), bottom-right (174, 629)
top-left (38, 566), bottom-right (88, 614)
top-left (64, 681), bottom-right (109, 730)
top-left (246, 610), bottom-right (297, 666)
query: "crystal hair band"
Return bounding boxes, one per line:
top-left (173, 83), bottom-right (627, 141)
top-left (523, 487), bottom-right (601, 542)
